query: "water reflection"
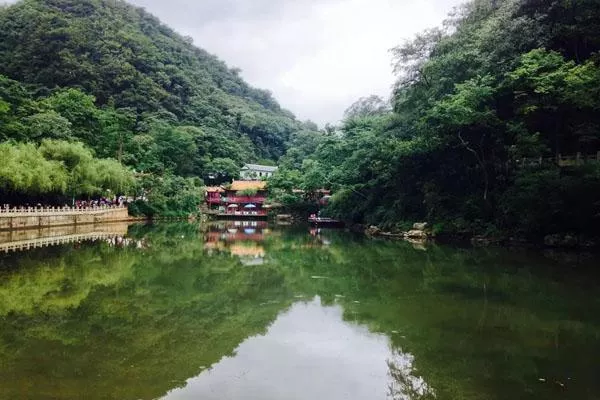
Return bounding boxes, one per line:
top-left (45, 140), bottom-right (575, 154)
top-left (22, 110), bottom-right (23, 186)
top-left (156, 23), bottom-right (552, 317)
top-left (163, 297), bottom-right (427, 400)
top-left (0, 222), bottom-right (599, 400)
top-left (0, 222), bottom-right (131, 253)
top-left (204, 220), bottom-right (271, 265)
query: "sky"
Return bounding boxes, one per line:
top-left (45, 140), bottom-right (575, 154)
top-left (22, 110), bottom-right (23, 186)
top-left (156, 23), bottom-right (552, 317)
top-left (2, 0), bottom-right (463, 125)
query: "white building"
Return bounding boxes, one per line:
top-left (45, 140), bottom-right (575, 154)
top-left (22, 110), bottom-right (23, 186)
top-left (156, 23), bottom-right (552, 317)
top-left (240, 164), bottom-right (278, 180)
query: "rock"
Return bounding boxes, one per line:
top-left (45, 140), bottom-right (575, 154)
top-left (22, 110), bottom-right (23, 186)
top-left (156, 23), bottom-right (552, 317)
top-left (404, 230), bottom-right (428, 239)
top-left (544, 233), bottom-right (578, 248)
top-left (563, 234), bottom-right (578, 247)
top-left (365, 225), bottom-right (381, 236)
top-left (413, 222), bottom-right (428, 230)
top-left (581, 238), bottom-right (598, 249)
top-left (380, 231), bottom-right (405, 239)
top-left (544, 234), bottom-right (561, 247)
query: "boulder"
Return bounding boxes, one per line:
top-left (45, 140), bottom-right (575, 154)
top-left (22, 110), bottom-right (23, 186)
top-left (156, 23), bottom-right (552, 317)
top-left (365, 225), bottom-right (381, 236)
top-left (380, 231), bottom-right (405, 239)
top-left (404, 230), bottom-right (428, 239)
top-left (413, 222), bottom-right (428, 231)
top-left (581, 238), bottom-right (598, 249)
top-left (563, 234), bottom-right (578, 248)
top-left (544, 234), bottom-right (578, 248)
top-left (544, 234), bottom-right (561, 247)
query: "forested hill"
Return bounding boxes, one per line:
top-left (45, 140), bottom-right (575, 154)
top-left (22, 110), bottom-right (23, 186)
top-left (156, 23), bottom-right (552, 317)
top-left (0, 0), bottom-right (305, 173)
top-left (271, 0), bottom-right (600, 241)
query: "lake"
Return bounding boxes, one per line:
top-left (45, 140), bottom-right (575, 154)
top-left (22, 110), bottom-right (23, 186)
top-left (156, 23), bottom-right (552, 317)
top-left (0, 221), bottom-right (599, 400)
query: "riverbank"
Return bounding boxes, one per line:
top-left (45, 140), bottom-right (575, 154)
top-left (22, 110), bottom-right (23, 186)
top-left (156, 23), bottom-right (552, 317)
top-left (361, 222), bottom-right (600, 250)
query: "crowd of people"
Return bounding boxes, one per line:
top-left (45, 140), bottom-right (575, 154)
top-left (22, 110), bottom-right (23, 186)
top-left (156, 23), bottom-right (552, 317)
top-left (2, 196), bottom-right (130, 211)
top-left (74, 196), bottom-right (128, 208)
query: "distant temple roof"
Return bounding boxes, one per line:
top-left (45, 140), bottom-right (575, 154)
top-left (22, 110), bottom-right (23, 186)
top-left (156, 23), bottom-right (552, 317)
top-left (241, 164), bottom-right (278, 173)
top-left (229, 180), bottom-right (268, 191)
top-left (205, 186), bottom-right (225, 193)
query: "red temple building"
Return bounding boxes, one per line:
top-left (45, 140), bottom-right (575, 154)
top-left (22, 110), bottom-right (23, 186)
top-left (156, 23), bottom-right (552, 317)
top-left (205, 186), bottom-right (225, 207)
top-left (205, 181), bottom-right (268, 217)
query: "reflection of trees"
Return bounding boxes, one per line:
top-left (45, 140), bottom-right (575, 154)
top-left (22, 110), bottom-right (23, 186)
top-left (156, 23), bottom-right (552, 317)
top-left (266, 237), bottom-right (600, 400)
top-left (0, 245), bottom-right (138, 316)
top-left (0, 226), bottom-right (293, 400)
top-left (387, 351), bottom-right (435, 400)
top-left (0, 224), bottom-right (599, 399)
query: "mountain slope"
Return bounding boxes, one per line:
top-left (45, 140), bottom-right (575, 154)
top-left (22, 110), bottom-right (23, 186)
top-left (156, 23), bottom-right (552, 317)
top-left (0, 0), bottom-right (300, 165)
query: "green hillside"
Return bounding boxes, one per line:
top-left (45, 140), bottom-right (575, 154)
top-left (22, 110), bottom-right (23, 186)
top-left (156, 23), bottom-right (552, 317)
top-left (0, 0), bottom-right (304, 174)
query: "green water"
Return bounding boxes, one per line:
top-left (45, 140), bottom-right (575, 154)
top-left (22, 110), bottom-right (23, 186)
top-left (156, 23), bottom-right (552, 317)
top-left (0, 222), bottom-right (599, 400)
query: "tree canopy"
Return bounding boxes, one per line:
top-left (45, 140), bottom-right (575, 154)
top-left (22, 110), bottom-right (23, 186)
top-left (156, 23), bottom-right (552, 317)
top-left (0, 0), bottom-right (323, 212)
top-left (271, 0), bottom-right (600, 238)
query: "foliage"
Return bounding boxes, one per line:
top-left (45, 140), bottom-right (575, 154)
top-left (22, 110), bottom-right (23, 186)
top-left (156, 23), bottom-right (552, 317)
top-left (0, 141), bottom-right (68, 195)
top-left (237, 188), bottom-right (258, 196)
top-left (343, 95), bottom-right (391, 119)
top-left (0, 0), bottom-right (305, 165)
top-left (0, 140), bottom-right (133, 203)
top-left (129, 174), bottom-right (203, 217)
top-left (0, 0), bottom-right (325, 210)
top-left (277, 0), bottom-right (600, 237)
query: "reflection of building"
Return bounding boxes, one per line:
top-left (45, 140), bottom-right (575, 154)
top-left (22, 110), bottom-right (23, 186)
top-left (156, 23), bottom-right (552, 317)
top-left (205, 220), bottom-right (270, 242)
top-left (240, 164), bottom-right (278, 180)
top-left (230, 243), bottom-right (266, 266)
top-left (204, 220), bottom-right (271, 265)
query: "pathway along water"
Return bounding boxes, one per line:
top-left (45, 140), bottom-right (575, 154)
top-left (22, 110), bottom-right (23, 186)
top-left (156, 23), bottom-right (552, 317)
top-left (0, 222), bottom-right (599, 399)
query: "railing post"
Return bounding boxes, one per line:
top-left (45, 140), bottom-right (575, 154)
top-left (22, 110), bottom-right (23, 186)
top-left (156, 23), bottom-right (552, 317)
top-left (576, 152), bottom-right (581, 165)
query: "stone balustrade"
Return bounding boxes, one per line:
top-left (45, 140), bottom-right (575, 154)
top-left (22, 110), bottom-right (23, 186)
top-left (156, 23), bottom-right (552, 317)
top-left (0, 204), bottom-right (126, 215)
top-left (0, 205), bottom-right (130, 230)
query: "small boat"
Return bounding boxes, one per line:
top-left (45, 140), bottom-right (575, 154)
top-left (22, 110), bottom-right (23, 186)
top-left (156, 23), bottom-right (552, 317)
top-left (308, 215), bottom-right (344, 227)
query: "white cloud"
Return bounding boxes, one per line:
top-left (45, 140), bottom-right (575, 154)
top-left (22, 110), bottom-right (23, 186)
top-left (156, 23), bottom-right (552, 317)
top-left (128, 0), bottom-right (461, 125)
top-left (2, 0), bottom-right (463, 125)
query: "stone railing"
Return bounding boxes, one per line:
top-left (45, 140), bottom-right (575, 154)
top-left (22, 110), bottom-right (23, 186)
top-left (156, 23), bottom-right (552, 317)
top-left (0, 204), bottom-right (126, 215)
top-left (0, 205), bottom-right (130, 231)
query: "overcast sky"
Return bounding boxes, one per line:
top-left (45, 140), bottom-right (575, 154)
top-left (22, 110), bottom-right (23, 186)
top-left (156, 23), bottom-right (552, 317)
top-left (3, 0), bottom-right (462, 125)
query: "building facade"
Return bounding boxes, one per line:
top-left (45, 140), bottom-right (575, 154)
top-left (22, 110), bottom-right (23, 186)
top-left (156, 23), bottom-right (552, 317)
top-left (205, 181), bottom-right (269, 217)
top-left (240, 164), bottom-right (278, 180)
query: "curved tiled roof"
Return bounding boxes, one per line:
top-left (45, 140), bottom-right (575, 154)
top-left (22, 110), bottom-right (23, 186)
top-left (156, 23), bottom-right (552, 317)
top-left (229, 180), bottom-right (267, 191)
top-left (241, 164), bottom-right (278, 172)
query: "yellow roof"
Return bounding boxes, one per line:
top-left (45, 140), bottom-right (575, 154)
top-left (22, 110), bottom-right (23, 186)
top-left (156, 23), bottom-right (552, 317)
top-left (229, 180), bottom-right (267, 191)
top-left (206, 186), bottom-right (225, 193)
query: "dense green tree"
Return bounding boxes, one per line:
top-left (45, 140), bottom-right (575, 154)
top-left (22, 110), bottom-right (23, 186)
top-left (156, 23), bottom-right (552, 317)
top-left (0, 141), bottom-right (68, 195)
top-left (0, 140), bottom-right (133, 203)
top-left (274, 0), bottom-right (600, 238)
